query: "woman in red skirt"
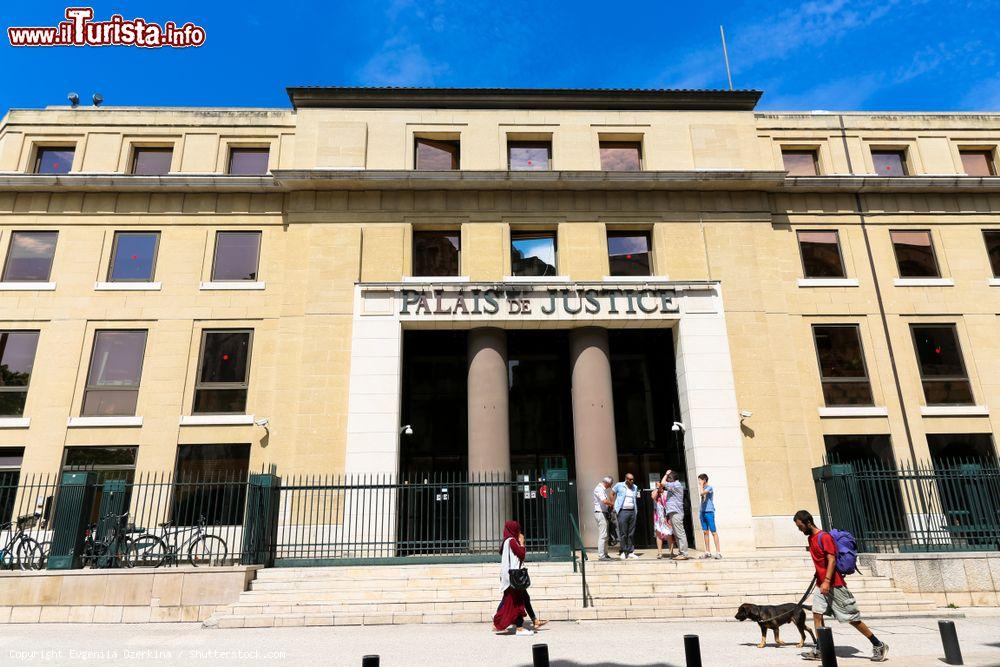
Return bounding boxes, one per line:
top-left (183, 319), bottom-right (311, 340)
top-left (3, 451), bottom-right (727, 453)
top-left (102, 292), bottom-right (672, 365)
top-left (493, 520), bottom-right (544, 635)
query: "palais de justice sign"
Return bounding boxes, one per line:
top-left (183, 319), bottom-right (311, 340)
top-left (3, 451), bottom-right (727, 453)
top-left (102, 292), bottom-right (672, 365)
top-left (398, 286), bottom-right (679, 318)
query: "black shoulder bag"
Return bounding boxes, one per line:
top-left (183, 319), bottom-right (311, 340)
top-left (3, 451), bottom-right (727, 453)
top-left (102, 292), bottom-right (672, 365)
top-left (508, 567), bottom-right (531, 590)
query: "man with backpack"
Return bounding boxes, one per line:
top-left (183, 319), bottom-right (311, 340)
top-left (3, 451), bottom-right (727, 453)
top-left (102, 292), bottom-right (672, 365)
top-left (793, 510), bottom-right (889, 662)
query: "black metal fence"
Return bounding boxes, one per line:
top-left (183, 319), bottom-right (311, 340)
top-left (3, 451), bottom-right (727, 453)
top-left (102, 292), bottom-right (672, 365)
top-left (813, 458), bottom-right (1000, 553)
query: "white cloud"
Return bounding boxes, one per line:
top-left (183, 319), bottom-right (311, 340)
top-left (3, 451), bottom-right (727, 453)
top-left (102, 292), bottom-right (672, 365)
top-left (361, 39), bottom-right (447, 86)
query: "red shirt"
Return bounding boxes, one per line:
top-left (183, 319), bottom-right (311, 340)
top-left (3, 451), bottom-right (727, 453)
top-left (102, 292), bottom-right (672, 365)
top-left (809, 531), bottom-right (845, 588)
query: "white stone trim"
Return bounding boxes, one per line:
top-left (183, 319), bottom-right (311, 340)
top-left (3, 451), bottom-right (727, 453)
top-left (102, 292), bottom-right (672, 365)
top-left (502, 275), bottom-right (571, 283)
top-left (0, 282), bottom-right (55, 291)
top-left (0, 417), bottom-right (29, 429)
top-left (920, 405), bottom-right (989, 417)
top-left (893, 277), bottom-right (954, 287)
top-left (67, 416), bottom-right (143, 427)
top-left (818, 406), bottom-right (889, 418)
top-left (94, 281), bottom-right (161, 291)
top-left (988, 278), bottom-right (1000, 287)
top-left (199, 281), bottom-right (265, 291)
top-left (402, 276), bottom-right (470, 283)
top-left (179, 414), bottom-right (255, 426)
top-left (602, 275), bottom-right (670, 283)
top-left (797, 278), bottom-right (860, 288)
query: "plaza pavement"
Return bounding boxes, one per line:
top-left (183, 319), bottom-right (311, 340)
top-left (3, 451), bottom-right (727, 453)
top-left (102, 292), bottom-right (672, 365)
top-left (1, 614), bottom-right (999, 666)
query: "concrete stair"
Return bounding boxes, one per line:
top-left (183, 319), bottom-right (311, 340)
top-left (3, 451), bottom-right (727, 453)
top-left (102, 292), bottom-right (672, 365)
top-left (204, 551), bottom-right (942, 628)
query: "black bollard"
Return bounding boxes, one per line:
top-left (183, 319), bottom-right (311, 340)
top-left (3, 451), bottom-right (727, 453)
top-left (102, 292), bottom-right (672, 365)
top-left (362, 656), bottom-right (379, 667)
top-left (817, 627), bottom-right (838, 667)
top-left (683, 634), bottom-right (702, 667)
top-left (939, 620), bottom-right (964, 665)
top-left (532, 643), bottom-right (550, 667)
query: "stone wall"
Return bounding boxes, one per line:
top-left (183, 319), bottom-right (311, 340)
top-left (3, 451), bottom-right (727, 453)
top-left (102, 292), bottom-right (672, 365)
top-left (862, 552), bottom-right (1000, 607)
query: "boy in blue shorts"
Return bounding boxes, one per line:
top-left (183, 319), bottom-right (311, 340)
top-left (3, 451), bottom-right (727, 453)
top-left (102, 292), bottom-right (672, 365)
top-left (698, 473), bottom-right (721, 559)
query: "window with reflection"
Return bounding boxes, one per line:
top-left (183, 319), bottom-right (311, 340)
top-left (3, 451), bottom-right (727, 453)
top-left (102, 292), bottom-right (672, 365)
top-left (891, 230), bottom-right (939, 278)
top-left (194, 330), bottom-right (252, 414)
top-left (211, 231), bottom-right (261, 281)
top-left (108, 232), bottom-right (159, 282)
top-left (132, 147), bottom-right (173, 175)
top-left (872, 150), bottom-right (908, 176)
top-left (0, 332), bottom-right (39, 417)
top-left (812, 325), bottom-right (874, 406)
top-left (172, 444), bottom-right (250, 525)
top-left (511, 232), bottom-right (557, 277)
top-left (82, 330), bottom-right (147, 416)
top-left (607, 231), bottom-right (651, 276)
top-left (415, 138), bottom-right (460, 170)
top-left (0, 447), bottom-right (25, 525)
top-left (983, 230), bottom-right (1000, 278)
top-left (798, 230), bottom-right (846, 278)
top-left (599, 141), bottom-right (642, 171)
top-left (508, 142), bottom-right (551, 171)
top-left (34, 147), bottom-right (74, 174)
top-left (960, 150), bottom-right (995, 176)
top-left (911, 324), bottom-right (974, 405)
top-left (783, 150), bottom-right (819, 176)
top-left (2, 231), bottom-right (58, 282)
top-left (227, 147), bottom-right (269, 175)
top-left (62, 446), bottom-right (138, 522)
top-left (413, 231), bottom-right (460, 276)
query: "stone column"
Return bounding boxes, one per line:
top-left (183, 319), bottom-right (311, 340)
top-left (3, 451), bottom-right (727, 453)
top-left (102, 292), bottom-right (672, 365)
top-left (467, 327), bottom-right (510, 550)
top-left (569, 327), bottom-right (619, 547)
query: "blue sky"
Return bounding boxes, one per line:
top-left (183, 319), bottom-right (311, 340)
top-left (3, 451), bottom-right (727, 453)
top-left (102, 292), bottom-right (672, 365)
top-left (1, 1), bottom-right (998, 114)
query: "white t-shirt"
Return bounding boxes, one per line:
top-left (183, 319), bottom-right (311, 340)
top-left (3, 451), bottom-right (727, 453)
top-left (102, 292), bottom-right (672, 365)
top-left (620, 484), bottom-right (639, 510)
top-left (593, 483), bottom-right (609, 512)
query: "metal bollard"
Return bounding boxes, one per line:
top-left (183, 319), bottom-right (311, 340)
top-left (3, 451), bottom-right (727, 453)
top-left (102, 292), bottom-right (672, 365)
top-left (938, 620), bottom-right (964, 665)
top-left (362, 656), bottom-right (379, 667)
top-left (817, 627), bottom-right (838, 667)
top-left (683, 634), bottom-right (702, 667)
top-left (532, 643), bottom-right (550, 667)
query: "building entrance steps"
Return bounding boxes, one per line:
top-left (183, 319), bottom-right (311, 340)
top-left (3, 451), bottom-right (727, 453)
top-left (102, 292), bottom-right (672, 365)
top-left (204, 551), bottom-right (942, 629)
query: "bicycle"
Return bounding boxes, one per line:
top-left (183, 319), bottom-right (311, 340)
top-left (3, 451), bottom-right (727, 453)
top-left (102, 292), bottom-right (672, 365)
top-left (81, 512), bottom-right (143, 569)
top-left (127, 514), bottom-right (229, 568)
top-left (0, 513), bottom-right (44, 570)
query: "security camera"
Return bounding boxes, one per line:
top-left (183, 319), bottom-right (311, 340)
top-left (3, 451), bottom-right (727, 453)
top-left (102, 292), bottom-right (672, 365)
top-left (400, 425), bottom-right (413, 435)
top-left (255, 417), bottom-right (269, 428)
top-left (92, 93), bottom-right (104, 107)
top-left (740, 410), bottom-right (753, 419)
top-left (68, 92), bottom-right (80, 107)
top-left (671, 421), bottom-right (685, 432)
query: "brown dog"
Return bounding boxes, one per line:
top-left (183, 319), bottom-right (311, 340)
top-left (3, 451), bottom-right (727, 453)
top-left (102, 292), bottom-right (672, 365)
top-left (735, 602), bottom-right (817, 648)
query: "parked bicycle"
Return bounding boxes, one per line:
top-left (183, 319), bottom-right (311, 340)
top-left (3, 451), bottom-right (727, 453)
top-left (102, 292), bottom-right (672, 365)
top-left (82, 512), bottom-right (145, 569)
top-left (127, 514), bottom-right (229, 568)
top-left (0, 513), bottom-right (44, 570)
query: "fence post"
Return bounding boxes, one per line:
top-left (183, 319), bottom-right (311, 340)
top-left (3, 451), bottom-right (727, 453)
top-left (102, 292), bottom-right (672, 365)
top-left (361, 656), bottom-right (379, 667)
top-left (532, 643), bottom-right (550, 667)
top-left (816, 626), bottom-right (838, 667)
top-left (241, 473), bottom-right (281, 566)
top-left (938, 620), bottom-right (963, 665)
top-left (544, 467), bottom-right (570, 560)
top-left (46, 471), bottom-right (96, 570)
top-left (683, 634), bottom-right (702, 667)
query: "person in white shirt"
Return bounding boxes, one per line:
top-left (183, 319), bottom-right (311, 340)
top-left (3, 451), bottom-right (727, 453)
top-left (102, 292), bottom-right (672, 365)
top-left (592, 476), bottom-right (614, 561)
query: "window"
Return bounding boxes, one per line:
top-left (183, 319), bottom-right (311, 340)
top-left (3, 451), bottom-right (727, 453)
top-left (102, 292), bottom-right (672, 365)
top-left (34, 147), bottom-right (74, 174)
top-left (211, 231), bottom-right (261, 281)
top-left (508, 141), bottom-right (551, 171)
top-left (108, 232), bottom-right (159, 282)
top-left (131, 147), bottom-right (173, 175)
top-left (607, 231), bottom-right (651, 276)
top-left (227, 147), bottom-right (269, 175)
top-left (172, 444), bottom-right (250, 525)
top-left (599, 141), bottom-right (642, 171)
top-left (2, 231), bottom-right (58, 282)
top-left (782, 150), bottom-right (819, 176)
top-left (82, 331), bottom-right (147, 416)
top-left (412, 231), bottom-right (460, 276)
top-left (194, 330), bottom-right (252, 414)
top-left (511, 232), bottom-right (557, 277)
top-left (824, 435), bottom-right (893, 465)
top-left (0, 331), bottom-right (40, 417)
top-left (911, 324), bottom-right (974, 405)
top-left (415, 138), bottom-right (460, 170)
top-left (983, 231), bottom-right (1000, 278)
top-left (0, 448), bottom-right (24, 525)
top-left (927, 433), bottom-right (996, 465)
top-left (891, 230), bottom-right (940, 278)
top-left (62, 446), bottom-right (137, 523)
top-left (872, 150), bottom-right (908, 176)
top-left (960, 150), bottom-right (995, 176)
top-left (812, 326), bottom-right (874, 406)
top-left (798, 231), bottom-right (846, 278)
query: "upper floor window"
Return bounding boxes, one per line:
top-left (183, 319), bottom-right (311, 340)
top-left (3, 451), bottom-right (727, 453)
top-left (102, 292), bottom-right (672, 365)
top-left (782, 150), bottom-right (819, 176)
top-left (109, 232), bottom-right (159, 282)
top-left (511, 232), bottom-right (557, 277)
top-left (872, 150), bottom-right (908, 176)
top-left (0, 331), bottom-right (40, 417)
top-left (2, 231), bottom-right (58, 282)
top-left (599, 141), bottom-right (642, 171)
top-left (910, 324), bottom-right (973, 405)
top-left (798, 230), bottom-right (846, 278)
top-left (415, 138), bottom-right (460, 170)
top-left (82, 330), bottom-right (148, 417)
top-left (508, 142), bottom-right (551, 171)
top-left (890, 230), bottom-right (940, 278)
top-left (607, 231), bottom-right (651, 276)
top-left (413, 231), bottom-right (460, 276)
top-left (983, 230), bottom-right (1000, 278)
top-left (212, 231), bottom-right (261, 281)
top-left (34, 147), bottom-right (74, 175)
top-left (194, 330), bottom-right (252, 414)
top-left (812, 325), bottom-right (874, 406)
top-left (227, 147), bottom-right (269, 175)
top-left (960, 149), bottom-right (996, 176)
top-left (131, 147), bottom-right (173, 175)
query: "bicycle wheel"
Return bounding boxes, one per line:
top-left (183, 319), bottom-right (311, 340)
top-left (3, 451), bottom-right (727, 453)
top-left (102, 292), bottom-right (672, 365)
top-left (126, 534), bottom-right (168, 568)
top-left (0, 547), bottom-right (13, 570)
top-left (16, 536), bottom-right (43, 571)
top-left (188, 535), bottom-right (227, 567)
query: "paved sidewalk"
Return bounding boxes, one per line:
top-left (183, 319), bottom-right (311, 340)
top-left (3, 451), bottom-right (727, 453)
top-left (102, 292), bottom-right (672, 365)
top-left (1, 615), bottom-right (999, 666)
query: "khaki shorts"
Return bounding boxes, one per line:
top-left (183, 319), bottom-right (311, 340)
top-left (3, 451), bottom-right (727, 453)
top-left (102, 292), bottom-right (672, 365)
top-left (813, 586), bottom-right (861, 623)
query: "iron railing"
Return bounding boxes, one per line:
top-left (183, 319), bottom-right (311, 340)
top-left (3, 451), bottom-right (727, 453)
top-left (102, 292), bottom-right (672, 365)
top-left (568, 513), bottom-right (590, 608)
top-left (814, 458), bottom-right (1000, 553)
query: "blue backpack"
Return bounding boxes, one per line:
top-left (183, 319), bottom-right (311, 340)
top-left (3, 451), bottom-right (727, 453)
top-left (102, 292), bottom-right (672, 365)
top-left (822, 529), bottom-right (858, 576)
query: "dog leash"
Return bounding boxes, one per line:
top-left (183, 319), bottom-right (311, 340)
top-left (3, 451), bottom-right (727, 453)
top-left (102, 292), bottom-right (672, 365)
top-left (768, 575), bottom-right (818, 624)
